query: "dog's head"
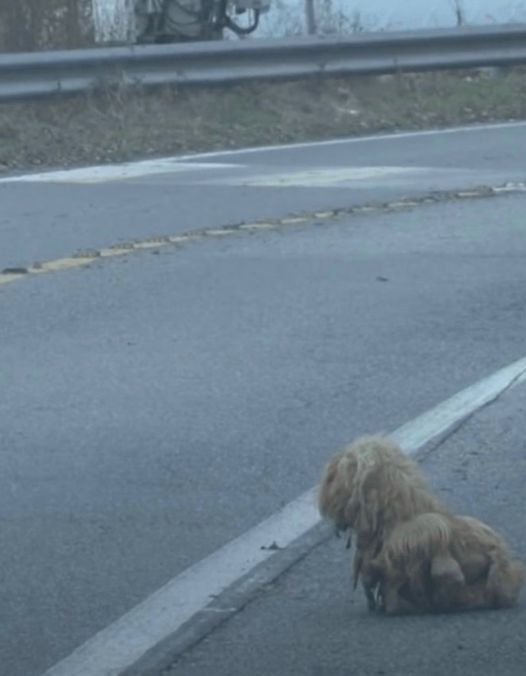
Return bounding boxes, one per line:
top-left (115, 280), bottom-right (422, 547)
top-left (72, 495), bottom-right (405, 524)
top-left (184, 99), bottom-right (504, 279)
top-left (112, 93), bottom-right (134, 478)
top-left (318, 436), bottom-right (437, 536)
top-left (319, 436), bottom-right (393, 534)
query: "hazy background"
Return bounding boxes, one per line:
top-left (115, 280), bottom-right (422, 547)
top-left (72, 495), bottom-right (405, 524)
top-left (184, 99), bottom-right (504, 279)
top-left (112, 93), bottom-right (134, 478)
top-left (259, 0), bottom-right (526, 35)
top-left (92, 1), bottom-right (526, 41)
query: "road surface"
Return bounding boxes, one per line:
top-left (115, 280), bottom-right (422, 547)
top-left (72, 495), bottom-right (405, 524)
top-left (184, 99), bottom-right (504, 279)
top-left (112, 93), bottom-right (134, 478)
top-left (0, 122), bottom-right (525, 676)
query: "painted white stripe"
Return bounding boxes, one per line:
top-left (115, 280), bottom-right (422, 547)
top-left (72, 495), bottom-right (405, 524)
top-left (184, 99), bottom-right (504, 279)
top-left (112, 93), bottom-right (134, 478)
top-left (224, 166), bottom-right (428, 188)
top-left (0, 161), bottom-right (240, 184)
top-left (44, 490), bottom-right (319, 676)
top-left (42, 355), bottom-right (526, 676)
top-left (177, 120), bottom-right (526, 162)
top-left (3, 121), bottom-right (526, 185)
top-left (392, 357), bottom-right (526, 453)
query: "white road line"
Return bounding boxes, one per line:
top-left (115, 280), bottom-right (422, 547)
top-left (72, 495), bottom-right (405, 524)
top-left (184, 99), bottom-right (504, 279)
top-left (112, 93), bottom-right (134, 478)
top-left (3, 121), bottom-right (526, 184)
top-left (392, 357), bottom-right (526, 452)
top-left (220, 166), bottom-right (430, 188)
top-left (0, 161), bottom-right (241, 184)
top-left (172, 120), bottom-right (526, 161)
top-left (42, 355), bottom-right (526, 676)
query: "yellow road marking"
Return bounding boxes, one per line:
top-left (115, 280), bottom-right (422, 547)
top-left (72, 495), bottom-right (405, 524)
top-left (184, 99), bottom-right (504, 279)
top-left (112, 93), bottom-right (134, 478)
top-left (0, 272), bottom-right (27, 285)
top-left (280, 217), bottom-right (308, 224)
top-left (38, 257), bottom-right (95, 272)
top-left (239, 222), bottom-right (276, 231)
top-left (1, 182), bottom-right (521, 290)
top-left (204, 228), bottom-right (239, 236)
top-left (166, 235), bottom-right (189, 243)
top-left (131, 241), bottom-right (164, 250)
top-left (99, 247), bottom-right (135, 257)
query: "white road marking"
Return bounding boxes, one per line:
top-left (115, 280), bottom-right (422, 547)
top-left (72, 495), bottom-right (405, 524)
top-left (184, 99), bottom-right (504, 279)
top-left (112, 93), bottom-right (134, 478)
top-left (0, 160), bottom-right (241, 184)
top-left (220, 166), bottom-right (429, 188)
top-left (42, 355), bottom-right (526, 676)
top-left (2, 121), bottom-right (526, 184)
top-left (171, 120), bottom-right (526, 161)
top-left (392, 357), bottom-right (526, 452)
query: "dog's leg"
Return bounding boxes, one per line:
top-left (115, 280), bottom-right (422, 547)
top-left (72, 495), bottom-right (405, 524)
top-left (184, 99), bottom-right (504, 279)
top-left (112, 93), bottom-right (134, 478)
top-left (362, 578), bottom-right (378, 611)
top-left (352, 550), bottom-right (362, 590)
top-left (382, 582), bottom-right (418, 615)
top-left (357, 548), bottom-right (384, 611)
top-left (486, 556), bottom-right (525, 608)
top-left (428, 554), bottom-right (465, 611)
top-left (352, 550), bottom-right (377, 610)
top-left (431, 554), bottom-right (464, 582)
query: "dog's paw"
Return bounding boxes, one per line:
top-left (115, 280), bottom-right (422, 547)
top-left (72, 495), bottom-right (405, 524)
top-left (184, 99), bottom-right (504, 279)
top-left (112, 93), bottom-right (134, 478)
top-left (431, 554), bottom-right (465, 584)
top-left (375, 586), bottom-right (385, 612)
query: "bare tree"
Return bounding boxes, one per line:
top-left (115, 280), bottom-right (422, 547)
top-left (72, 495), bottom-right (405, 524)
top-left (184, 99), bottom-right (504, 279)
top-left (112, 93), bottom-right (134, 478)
top-left (92, 0), bottom-right (136, 43)
top-left (450, 0), bottom-right (465, 26)
top-left (317, 0), bottom-right (360, 35)
top-left (305, 0), bottom-right (317, 35)
top-left (0, 1), bottom-right (94, 52)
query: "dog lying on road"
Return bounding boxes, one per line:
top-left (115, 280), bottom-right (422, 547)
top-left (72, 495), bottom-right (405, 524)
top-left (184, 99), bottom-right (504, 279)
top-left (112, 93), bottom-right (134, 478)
top-left (319, 436), bottom-right (525, 614)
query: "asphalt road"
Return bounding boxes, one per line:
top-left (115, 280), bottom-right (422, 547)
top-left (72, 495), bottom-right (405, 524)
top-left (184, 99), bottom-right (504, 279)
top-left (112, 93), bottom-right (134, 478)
top-left (1, 121), bottom-right (526, 269)
top-left (0, 123), bottom-right (525, 676)
top-left (164, 380), bottom-right (526, 676)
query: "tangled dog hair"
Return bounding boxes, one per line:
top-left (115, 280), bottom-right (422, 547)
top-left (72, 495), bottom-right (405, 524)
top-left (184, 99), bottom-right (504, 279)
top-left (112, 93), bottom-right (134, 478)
top-left (319, 436), bottom-right (524, 615)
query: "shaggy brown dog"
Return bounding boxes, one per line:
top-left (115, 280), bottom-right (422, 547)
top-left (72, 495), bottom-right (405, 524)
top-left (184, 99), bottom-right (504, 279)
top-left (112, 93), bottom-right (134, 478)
top-left (319, 436), bottom-right (524, 615)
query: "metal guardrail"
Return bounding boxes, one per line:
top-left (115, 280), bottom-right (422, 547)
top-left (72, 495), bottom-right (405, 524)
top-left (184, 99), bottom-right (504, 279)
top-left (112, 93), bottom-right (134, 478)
top-left (1, 24), bottom-right (526, 102)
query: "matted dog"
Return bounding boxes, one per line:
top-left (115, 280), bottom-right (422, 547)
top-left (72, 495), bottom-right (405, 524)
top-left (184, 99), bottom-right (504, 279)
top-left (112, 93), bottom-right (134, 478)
top-left (319, 436), bottom-right (524, 615)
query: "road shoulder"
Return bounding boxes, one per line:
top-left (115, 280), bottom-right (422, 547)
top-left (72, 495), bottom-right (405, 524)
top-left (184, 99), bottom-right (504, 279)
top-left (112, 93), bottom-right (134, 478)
top-left (162, 380), bottom-right (526, 676)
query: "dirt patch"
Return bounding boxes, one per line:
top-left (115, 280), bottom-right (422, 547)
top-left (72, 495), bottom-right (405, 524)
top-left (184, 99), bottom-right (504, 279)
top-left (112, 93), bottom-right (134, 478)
top-left (1, 67), bottom-right (526, 174)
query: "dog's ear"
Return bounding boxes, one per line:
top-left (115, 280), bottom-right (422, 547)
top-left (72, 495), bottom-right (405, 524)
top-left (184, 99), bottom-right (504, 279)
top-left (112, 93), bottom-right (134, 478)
top-left (345, 493), bottom-right (378, 534)
top-left (319, 451), bottom-right (362, 530)
top-left (318, 453), bottom-right (343, 518)
top-left (344, 468), bottom-right (381, 535)
top-left (337, 453), bottom-right (360, 527)
top-left (320, 454), bottom-right (340, 486)
top-left (360, 483), bottom-right (380, 534)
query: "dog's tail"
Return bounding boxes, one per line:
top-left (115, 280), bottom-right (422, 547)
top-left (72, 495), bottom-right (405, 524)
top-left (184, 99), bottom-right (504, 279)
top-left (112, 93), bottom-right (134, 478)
top-left (455, 515), bottom-right (525, 608)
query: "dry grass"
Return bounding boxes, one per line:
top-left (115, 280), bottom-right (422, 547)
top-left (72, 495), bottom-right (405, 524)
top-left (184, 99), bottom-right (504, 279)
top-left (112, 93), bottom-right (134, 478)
top-left (1, 67), bottom-right (526, 173)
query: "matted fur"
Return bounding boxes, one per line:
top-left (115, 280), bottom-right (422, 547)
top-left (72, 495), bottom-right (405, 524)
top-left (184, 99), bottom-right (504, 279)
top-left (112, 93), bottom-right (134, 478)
top-left (319, 436), bottom-right (525, 615)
